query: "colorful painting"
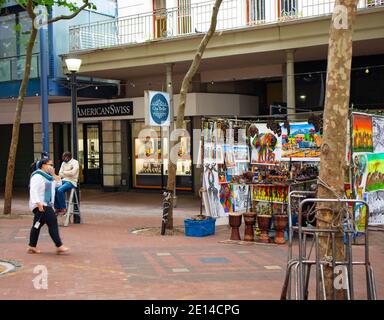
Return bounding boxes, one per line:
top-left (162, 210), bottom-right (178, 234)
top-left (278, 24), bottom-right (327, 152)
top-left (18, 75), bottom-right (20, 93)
top-left (252, 185), bottom-right (288, 203)
top-left (372, 116), bottom-right (384, 153)
top-left (281, 122), bottom-right (322, 161)
top-left (233, 184), bottom-right (250, 213)
top-left (365, 191), bottom-right (384, 225)
top-left (366, 153), bottom-right (384, 192)
top-left (249, 123), bottom-right (282, 164)
top-left (352, 114), bottom-right (373, 152)
top-left (219, 183), bottom-right (234, 213)
top-left (224, 144), bottom-right (235, 168)
top-left (354, 203), bottom-right (366, 232)
top-left (234, 145), bottom-right (250, 163)
top-left (352, 153), bottom-right (368, 198)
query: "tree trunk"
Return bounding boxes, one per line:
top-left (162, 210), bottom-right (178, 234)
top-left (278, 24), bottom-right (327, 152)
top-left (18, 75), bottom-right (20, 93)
top-left (3, 25), bottom-right (38, 215)
top-left (165, 0), bottom-right (223, 230)
top-left (317, 0), bottom-right (358, 299)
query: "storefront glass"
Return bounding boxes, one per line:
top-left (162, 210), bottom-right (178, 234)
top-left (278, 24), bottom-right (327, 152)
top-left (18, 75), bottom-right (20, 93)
top-left (132, 120), bottom-right (192, 190)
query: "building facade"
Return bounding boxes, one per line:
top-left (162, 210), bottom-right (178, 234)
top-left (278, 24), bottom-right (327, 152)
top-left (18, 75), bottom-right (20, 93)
top-left (1, 0), bottom-right (384, 193)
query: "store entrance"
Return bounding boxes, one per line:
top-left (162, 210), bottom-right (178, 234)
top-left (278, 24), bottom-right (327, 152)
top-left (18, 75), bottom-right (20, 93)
top-left (82, 123), bottom-right (102, 185)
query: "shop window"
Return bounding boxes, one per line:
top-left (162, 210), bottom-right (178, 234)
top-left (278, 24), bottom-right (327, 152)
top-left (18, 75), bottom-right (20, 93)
top-left (132, 121), bottom-right (192, 190)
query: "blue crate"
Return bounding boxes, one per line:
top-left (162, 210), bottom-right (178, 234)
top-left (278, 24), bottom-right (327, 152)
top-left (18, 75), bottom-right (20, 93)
top-left (184, 217), bottom-right (216, 237)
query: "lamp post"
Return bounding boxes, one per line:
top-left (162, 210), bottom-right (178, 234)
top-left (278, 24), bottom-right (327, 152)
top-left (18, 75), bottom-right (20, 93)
top-left (65, 58), bottom-right (82, 224)
top-left (65, 58), bottom-right (82, 160)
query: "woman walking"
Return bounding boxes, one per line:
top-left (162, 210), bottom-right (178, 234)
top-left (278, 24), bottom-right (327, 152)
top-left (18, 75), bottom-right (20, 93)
top-left (28, 158), bottom-right (69, 254)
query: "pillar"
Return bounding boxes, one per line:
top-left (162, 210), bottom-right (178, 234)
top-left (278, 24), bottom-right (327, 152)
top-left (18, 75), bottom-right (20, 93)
top-left (286, 49), bottom-right (296, 118)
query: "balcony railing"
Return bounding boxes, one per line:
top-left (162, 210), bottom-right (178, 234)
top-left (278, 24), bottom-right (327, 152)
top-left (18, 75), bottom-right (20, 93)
top-left (0, 53), bottom-right (40, 82)
top-left (69, 0), bottom-right (384, 52)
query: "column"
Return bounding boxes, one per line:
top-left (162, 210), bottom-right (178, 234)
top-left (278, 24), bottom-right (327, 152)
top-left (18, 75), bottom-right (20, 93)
top-left (33, 123), bottom-right (54, 160)
top-left (286, 49), bottom-right (296, 118)
top-left (102, 120), bottom-right (122, 191)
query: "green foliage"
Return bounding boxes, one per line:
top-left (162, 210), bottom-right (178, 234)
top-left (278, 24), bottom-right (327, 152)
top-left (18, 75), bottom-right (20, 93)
top-left (0, 1), bottom-right (95, 13)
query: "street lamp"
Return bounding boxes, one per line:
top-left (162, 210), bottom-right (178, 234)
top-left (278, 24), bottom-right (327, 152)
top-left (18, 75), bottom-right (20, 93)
top-left (65, 57), bottom-right (82, 224)
top-left (65, 58), bottom-right (82, 160)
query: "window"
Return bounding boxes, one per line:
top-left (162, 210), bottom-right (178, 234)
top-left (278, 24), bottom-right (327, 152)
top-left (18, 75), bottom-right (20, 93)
top-left (153, 0), bottom-right (167, 38)
top-left (249, 0), bottom-right (265, 23)
top-left (178, 0), bottom-right (191, 34)
top-left (279, 0), bottom-right (297, 18)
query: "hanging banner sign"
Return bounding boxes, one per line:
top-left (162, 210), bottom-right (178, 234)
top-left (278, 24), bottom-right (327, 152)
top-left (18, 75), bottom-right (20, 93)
top-left (144, 91), bottom-right (170, 126)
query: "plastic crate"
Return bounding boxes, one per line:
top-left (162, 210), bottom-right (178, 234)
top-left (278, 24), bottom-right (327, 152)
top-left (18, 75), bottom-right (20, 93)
top-left (184, 217), bottom-right (216, 237)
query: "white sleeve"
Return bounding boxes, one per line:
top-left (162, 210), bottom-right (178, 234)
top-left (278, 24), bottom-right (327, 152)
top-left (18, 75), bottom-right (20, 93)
top-left (59, 163), bottom-right (64, 177)
top-left (64, 160), bottom-right (79, 178)
top-left (30, 175), bottom-right (43, 205)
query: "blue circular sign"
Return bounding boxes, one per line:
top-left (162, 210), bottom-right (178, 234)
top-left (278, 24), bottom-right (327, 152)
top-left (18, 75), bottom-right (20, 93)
top-left (150, 93), bottom-right (169, 125)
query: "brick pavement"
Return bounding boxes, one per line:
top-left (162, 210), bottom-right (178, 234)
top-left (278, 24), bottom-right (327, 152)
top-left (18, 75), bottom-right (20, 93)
top-left (0, 189), bottom-right (383, 300)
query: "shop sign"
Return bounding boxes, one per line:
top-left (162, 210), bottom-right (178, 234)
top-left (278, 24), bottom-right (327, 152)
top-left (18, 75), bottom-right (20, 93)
top-left (144, 91), bottom-right (170, 126)
top-left (77, 101), bottom-right (133, 118)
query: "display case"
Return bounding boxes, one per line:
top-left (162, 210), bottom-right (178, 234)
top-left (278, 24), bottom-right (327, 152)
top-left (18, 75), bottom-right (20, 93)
top-left (132, 121), bottom-right (193, 190)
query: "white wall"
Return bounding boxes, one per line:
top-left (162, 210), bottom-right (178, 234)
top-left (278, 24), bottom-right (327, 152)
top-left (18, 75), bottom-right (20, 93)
top-left (0, 93), bottom-right (259, 124)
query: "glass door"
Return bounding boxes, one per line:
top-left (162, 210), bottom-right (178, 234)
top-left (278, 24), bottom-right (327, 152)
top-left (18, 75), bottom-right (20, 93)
top-left (83, 123), bottom-right (102, 185)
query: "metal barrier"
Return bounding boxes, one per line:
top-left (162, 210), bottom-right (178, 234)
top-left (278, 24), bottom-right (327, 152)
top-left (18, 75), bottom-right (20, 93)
top-left (281, 194), bottom-right (377, 300)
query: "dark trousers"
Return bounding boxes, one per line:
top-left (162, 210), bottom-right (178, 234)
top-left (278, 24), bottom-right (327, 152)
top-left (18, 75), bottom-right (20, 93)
top-left (29, 206), bottom-right (63, 248)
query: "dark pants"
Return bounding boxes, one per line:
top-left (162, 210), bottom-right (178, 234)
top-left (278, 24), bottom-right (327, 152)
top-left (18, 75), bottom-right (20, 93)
top-left (29, 206), bottom-right (63, 248)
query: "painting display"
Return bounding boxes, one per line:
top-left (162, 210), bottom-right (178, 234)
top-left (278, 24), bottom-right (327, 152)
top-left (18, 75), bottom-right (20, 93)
top-left (352, 153), bottom-right (368, 198)
top-left (281, 122), bottom-right (322, 161)
top-left (352, 113), bottom-right (373, 152)
top-left (224, 144), bottom-right (235, 168)
top-left (366, 153), bottom-right (384, 192)
top-left (364, 190), bottom-right (384, 225)
top-left (232, 184), bottom-right (250, 213)
top-left (220, 184), bottom-right (234, 213)
top-left (249, 123), bottom-right (282, 164)
top-left (203, 164), bottom-right (226, 217)
top-left (372, 116), bottom-right (384, 153)
top-left (234, 145), bottom-right (250, 163)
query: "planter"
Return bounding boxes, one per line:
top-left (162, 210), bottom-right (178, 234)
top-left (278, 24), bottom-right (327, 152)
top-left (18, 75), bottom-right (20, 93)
top-left (257, 215), bottom-right (271, 243)
top-left (274, 214), bottom-right (288, 244)
top-left (243, 212), bottom-right (256, 241)
top-left (184, 216), bottom-right (216, 237)
top-left (228, 213), bottom-right (242, 240)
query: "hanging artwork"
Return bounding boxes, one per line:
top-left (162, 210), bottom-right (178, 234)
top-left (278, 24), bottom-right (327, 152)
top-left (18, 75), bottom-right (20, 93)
top-left (203, 142), bottom-right (215, 164)
top-left (372, 116), bottom-right (384, 153)
top-left (354, 203), bottom-right (366, 232)
top-left (365, 190), bottom-right (384, 225)
top-left (232, 184), bottom-right (250, 213)
top-left (219, 183), bottom-right (234, 213)
top-left (203, 163), bottom-right (226, 217)
top-left (281, 122), bottom-right (322, 161)
top-left (352, 153), bottom-right (368, 198)
top-left (366, 153), bottom-right (384, 192)
top-left (252, 185), bottom-right (288, 203)
top-left (224, 144), bottom-right (235, 168)
top-left (218, 164), bottom-right (228, 184)
top-left (215, 144), bottom-right (224, 164)
top-left (352, 113), bottom-right (373, 152)
top-left (249, 123), bottom-right (282, 164)
top-left (234, 145), bottom-right (250, 163)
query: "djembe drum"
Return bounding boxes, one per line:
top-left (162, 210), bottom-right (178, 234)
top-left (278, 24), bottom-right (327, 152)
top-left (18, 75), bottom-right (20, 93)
top-left (228, 213), bottom-right (242, 240)
top-left (243, 212), bottom-right (257, 241)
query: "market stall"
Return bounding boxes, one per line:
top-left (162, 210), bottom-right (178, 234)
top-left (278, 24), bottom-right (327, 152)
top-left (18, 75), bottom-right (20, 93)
top-left (201, 116), bottom-right (322, 243)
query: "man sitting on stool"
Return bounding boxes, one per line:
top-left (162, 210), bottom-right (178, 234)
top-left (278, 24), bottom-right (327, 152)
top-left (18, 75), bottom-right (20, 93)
top-left (55, 151), bottom-right (79, 214)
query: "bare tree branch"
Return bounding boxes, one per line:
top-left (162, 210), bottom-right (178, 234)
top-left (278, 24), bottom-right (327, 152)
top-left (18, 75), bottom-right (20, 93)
top-left (48, 0), bottom-right (90, 24)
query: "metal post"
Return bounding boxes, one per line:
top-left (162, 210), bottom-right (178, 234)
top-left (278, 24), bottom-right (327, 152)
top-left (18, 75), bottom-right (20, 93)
top-left (70, 71), bottom-right (80, 223)
top-left (70, 71), bottom-right (78, 160)
top-left (39, 27), bottom-right (49, 155)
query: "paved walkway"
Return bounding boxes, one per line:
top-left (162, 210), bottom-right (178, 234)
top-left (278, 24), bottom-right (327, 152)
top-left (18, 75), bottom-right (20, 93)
top-left (0, 189), bottom-right (383, 300)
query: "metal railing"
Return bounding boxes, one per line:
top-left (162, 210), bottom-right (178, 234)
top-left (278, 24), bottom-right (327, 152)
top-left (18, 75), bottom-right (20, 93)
top-left (0, 53), bottom-right (40, 82)
top-left (68, 0), bottom-right (384, 52)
